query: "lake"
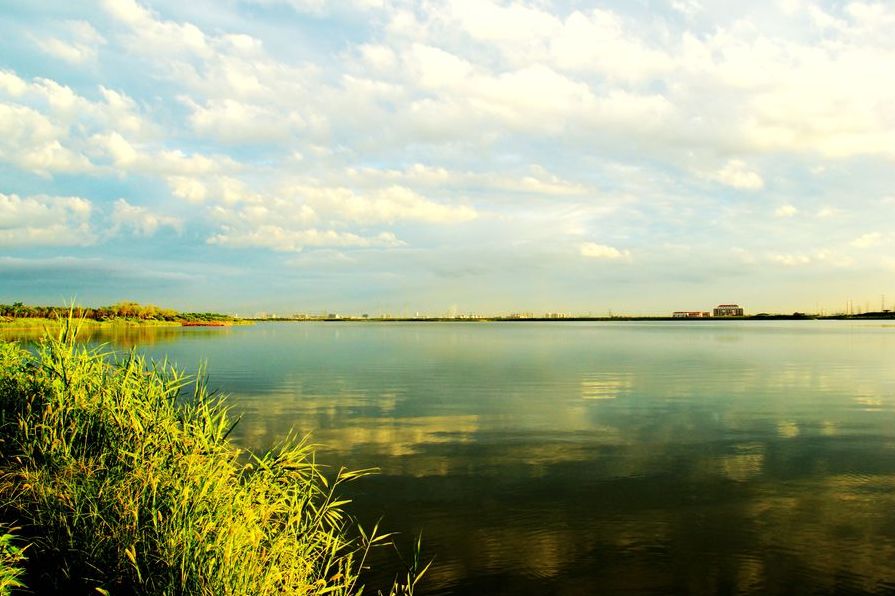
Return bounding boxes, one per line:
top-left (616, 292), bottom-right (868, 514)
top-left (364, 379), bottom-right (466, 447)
top-left (6, 320), bottom-right (895, 594)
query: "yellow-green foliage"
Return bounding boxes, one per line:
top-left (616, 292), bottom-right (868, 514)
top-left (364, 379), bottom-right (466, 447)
top-left (0, 529), bottom-right (26, 596)
top-left (0, 323), bottom-right (403, 595)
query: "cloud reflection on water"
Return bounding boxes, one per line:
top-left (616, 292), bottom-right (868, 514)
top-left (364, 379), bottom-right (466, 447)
top-left (7, 321), bottom-right (895, 593)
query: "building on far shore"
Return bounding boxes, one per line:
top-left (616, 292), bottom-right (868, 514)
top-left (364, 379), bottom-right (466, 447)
top-left (673, 311), bottom-right (711, 318)
top-left (713, 304), bottom-right (744, 317)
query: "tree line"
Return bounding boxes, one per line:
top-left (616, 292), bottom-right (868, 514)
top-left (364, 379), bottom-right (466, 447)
top-left (0, 302), bottom-right (235, 322)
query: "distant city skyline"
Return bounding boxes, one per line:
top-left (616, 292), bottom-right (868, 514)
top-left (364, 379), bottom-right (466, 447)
top-left (2, 1), bottom-right (894, 313)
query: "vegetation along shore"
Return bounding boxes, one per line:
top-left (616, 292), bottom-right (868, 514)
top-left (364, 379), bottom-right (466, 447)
top-left (0, 321), bottom-right (425, 595)
top-left (0, 302), bottom-right (247, 329)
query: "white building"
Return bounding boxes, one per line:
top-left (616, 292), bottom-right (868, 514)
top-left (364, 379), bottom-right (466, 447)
top-left (713, 304), bottom-right (744, 317)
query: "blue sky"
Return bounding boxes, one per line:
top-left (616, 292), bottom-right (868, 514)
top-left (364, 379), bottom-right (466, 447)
top-left (1, 0), bottom-right (894, 316)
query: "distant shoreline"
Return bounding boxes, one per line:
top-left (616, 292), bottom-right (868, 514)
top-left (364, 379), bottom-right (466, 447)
top-left (249, 313), bottom-right (895, 323)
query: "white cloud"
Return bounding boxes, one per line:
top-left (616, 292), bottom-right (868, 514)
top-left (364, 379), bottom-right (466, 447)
top-left (407, 44), bottom-right (475, 91)
top-left (205, 177), bottom-right (258, 204)
top-left (708, 160), bottom-right (765, 190)
top-left (0, 71), bottom-right (28, 96)
top-left (772, 253), bottom-right (812, 266)
top-left (292, 185), bottom-right (476, 225)
top-left (551, 10), bottom-right (673, 82)
top-left (775, 204), bottom-right (798, 217)
top-left (0, 192), bottom-right (94, 246)
top-left (184, 98), bottom-right (305, 143)
top-left (816, 207), bottom-right (841, 218)
top-left (0, 103), bottom-right (93, 175)
top-left (580, 242), bottom-right (631, 260)
top-left (33, 21), bottom-right (106, 64)
top-left (0, 69), bottom-right (158, 177)
top-left (198, 179), bottom-right (474, 254)
top-left (344, 163), bottom-right (588, 197)
top-left (110, 199), bottom-right (182, 236)
top-left (207, 226), bottom-right (403, 252)
top-left (102, 0), bottom-right (213, 59)
top-left (771, 249), bottom-right (854, 267)
top-left (851, 232), bottom-right (883, 248)
top-left (358, 44), bottom-right (397, 71)
top-left (443, 0), bottom-right (560, 45)
top-left (89, 132), bottom-right (239, 177)
top-left (671, 0), bottom-right (702, 17)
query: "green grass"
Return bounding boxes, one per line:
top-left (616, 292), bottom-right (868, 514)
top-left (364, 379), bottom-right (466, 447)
top-left (0, 320), bottom-right (424, 595)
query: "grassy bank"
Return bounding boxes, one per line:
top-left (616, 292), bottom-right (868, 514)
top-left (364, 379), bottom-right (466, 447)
top-left (0, 324), bottom-right (420, 594)
top-left (0, 317), bottom-right (184, 330)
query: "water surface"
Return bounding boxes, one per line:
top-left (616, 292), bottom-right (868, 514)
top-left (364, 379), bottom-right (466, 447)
top-left (6, 321), bottom-right (895, 594)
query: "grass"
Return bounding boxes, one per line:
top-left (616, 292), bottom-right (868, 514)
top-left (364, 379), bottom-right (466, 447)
top-left (0, 319), bottom-right (425, 595)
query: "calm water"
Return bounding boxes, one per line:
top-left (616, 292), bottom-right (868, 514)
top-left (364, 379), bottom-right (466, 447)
top-left (7, 321), bottom-right (895, 594)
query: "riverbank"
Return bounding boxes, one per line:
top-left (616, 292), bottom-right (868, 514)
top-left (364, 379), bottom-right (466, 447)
top-left (0, 324), bottom-right (421, 594)
top-left (0, 318), bottom-right (254, 330)
top-left (252, 313), bottom-right (895, 323)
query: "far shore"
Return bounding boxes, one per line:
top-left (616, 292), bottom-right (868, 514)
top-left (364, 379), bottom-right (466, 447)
top-left (248, 313), bottom-right (895, 323)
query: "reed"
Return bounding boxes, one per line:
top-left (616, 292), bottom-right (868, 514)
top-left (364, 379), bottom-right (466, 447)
top-left (0, 528), bottom-right (26, 596)
top-left (0, 319), bottom-right (422, 594)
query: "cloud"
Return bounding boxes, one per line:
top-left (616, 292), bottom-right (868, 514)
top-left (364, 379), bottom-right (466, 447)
top-left (197, 181), bottom-right (474, 255)
top-left (771, 253), bottom-right (812, 266)
top-left (0, 70), bottom-right (150, 136)
top-left (298, 185), bottom-right (477, 225)
top-left (5, 0), bottom-right (895, 311)
top-left (207, 227), bottom-right (403, 252)
top-left (0, 68), bottom-right (160, 177)
top-left (816, 207), bottom-right (841, 218)
top-left (0, 192), bottom-right (94, 246)
top-left (89, 132), bottom-right (239, 176)
top-left (110, 199), bottom-right (182, 236)
top-left (671, 1), bottom-right (702, 17)
top-left (550, 10), bottom-right (673, 82)
top-left (851, 232), bottom-right (883, 248)
top-left (344, 163), bottom-right (588, 197)
top-left (183, 98), bottom-right (306, 143)
top-left (580, 243), bottom-right (631, 261)
top-left (33, 21), bottom-right (106, 64)
top-left (442, 0), bottom-right (560, 45)
top-left (0, 103), bottom-right (93, 175)
top-left (166, 175), bottom-right (258, 204)
top-left (775, 204), bottom-right (798, 217)
top-left (707, 160), bottom-right (765, 190)
top-left (771, 249), bottom-right (853, 267)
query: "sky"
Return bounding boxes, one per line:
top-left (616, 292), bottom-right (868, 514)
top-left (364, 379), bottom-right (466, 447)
top-left (1, 0), bottom-right (894, 316)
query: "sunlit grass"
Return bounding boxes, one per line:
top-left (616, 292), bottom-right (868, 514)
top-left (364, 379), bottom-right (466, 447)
top-left (0, 319), bottom-right (425, 594)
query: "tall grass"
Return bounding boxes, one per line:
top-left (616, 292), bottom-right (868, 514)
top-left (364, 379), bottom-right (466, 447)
top-left (0, 320), bottom-right (423, 594)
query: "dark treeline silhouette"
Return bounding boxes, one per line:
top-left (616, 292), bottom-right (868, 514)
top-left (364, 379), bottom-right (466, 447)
top-left (0, 302), bottom-right (235, 322)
